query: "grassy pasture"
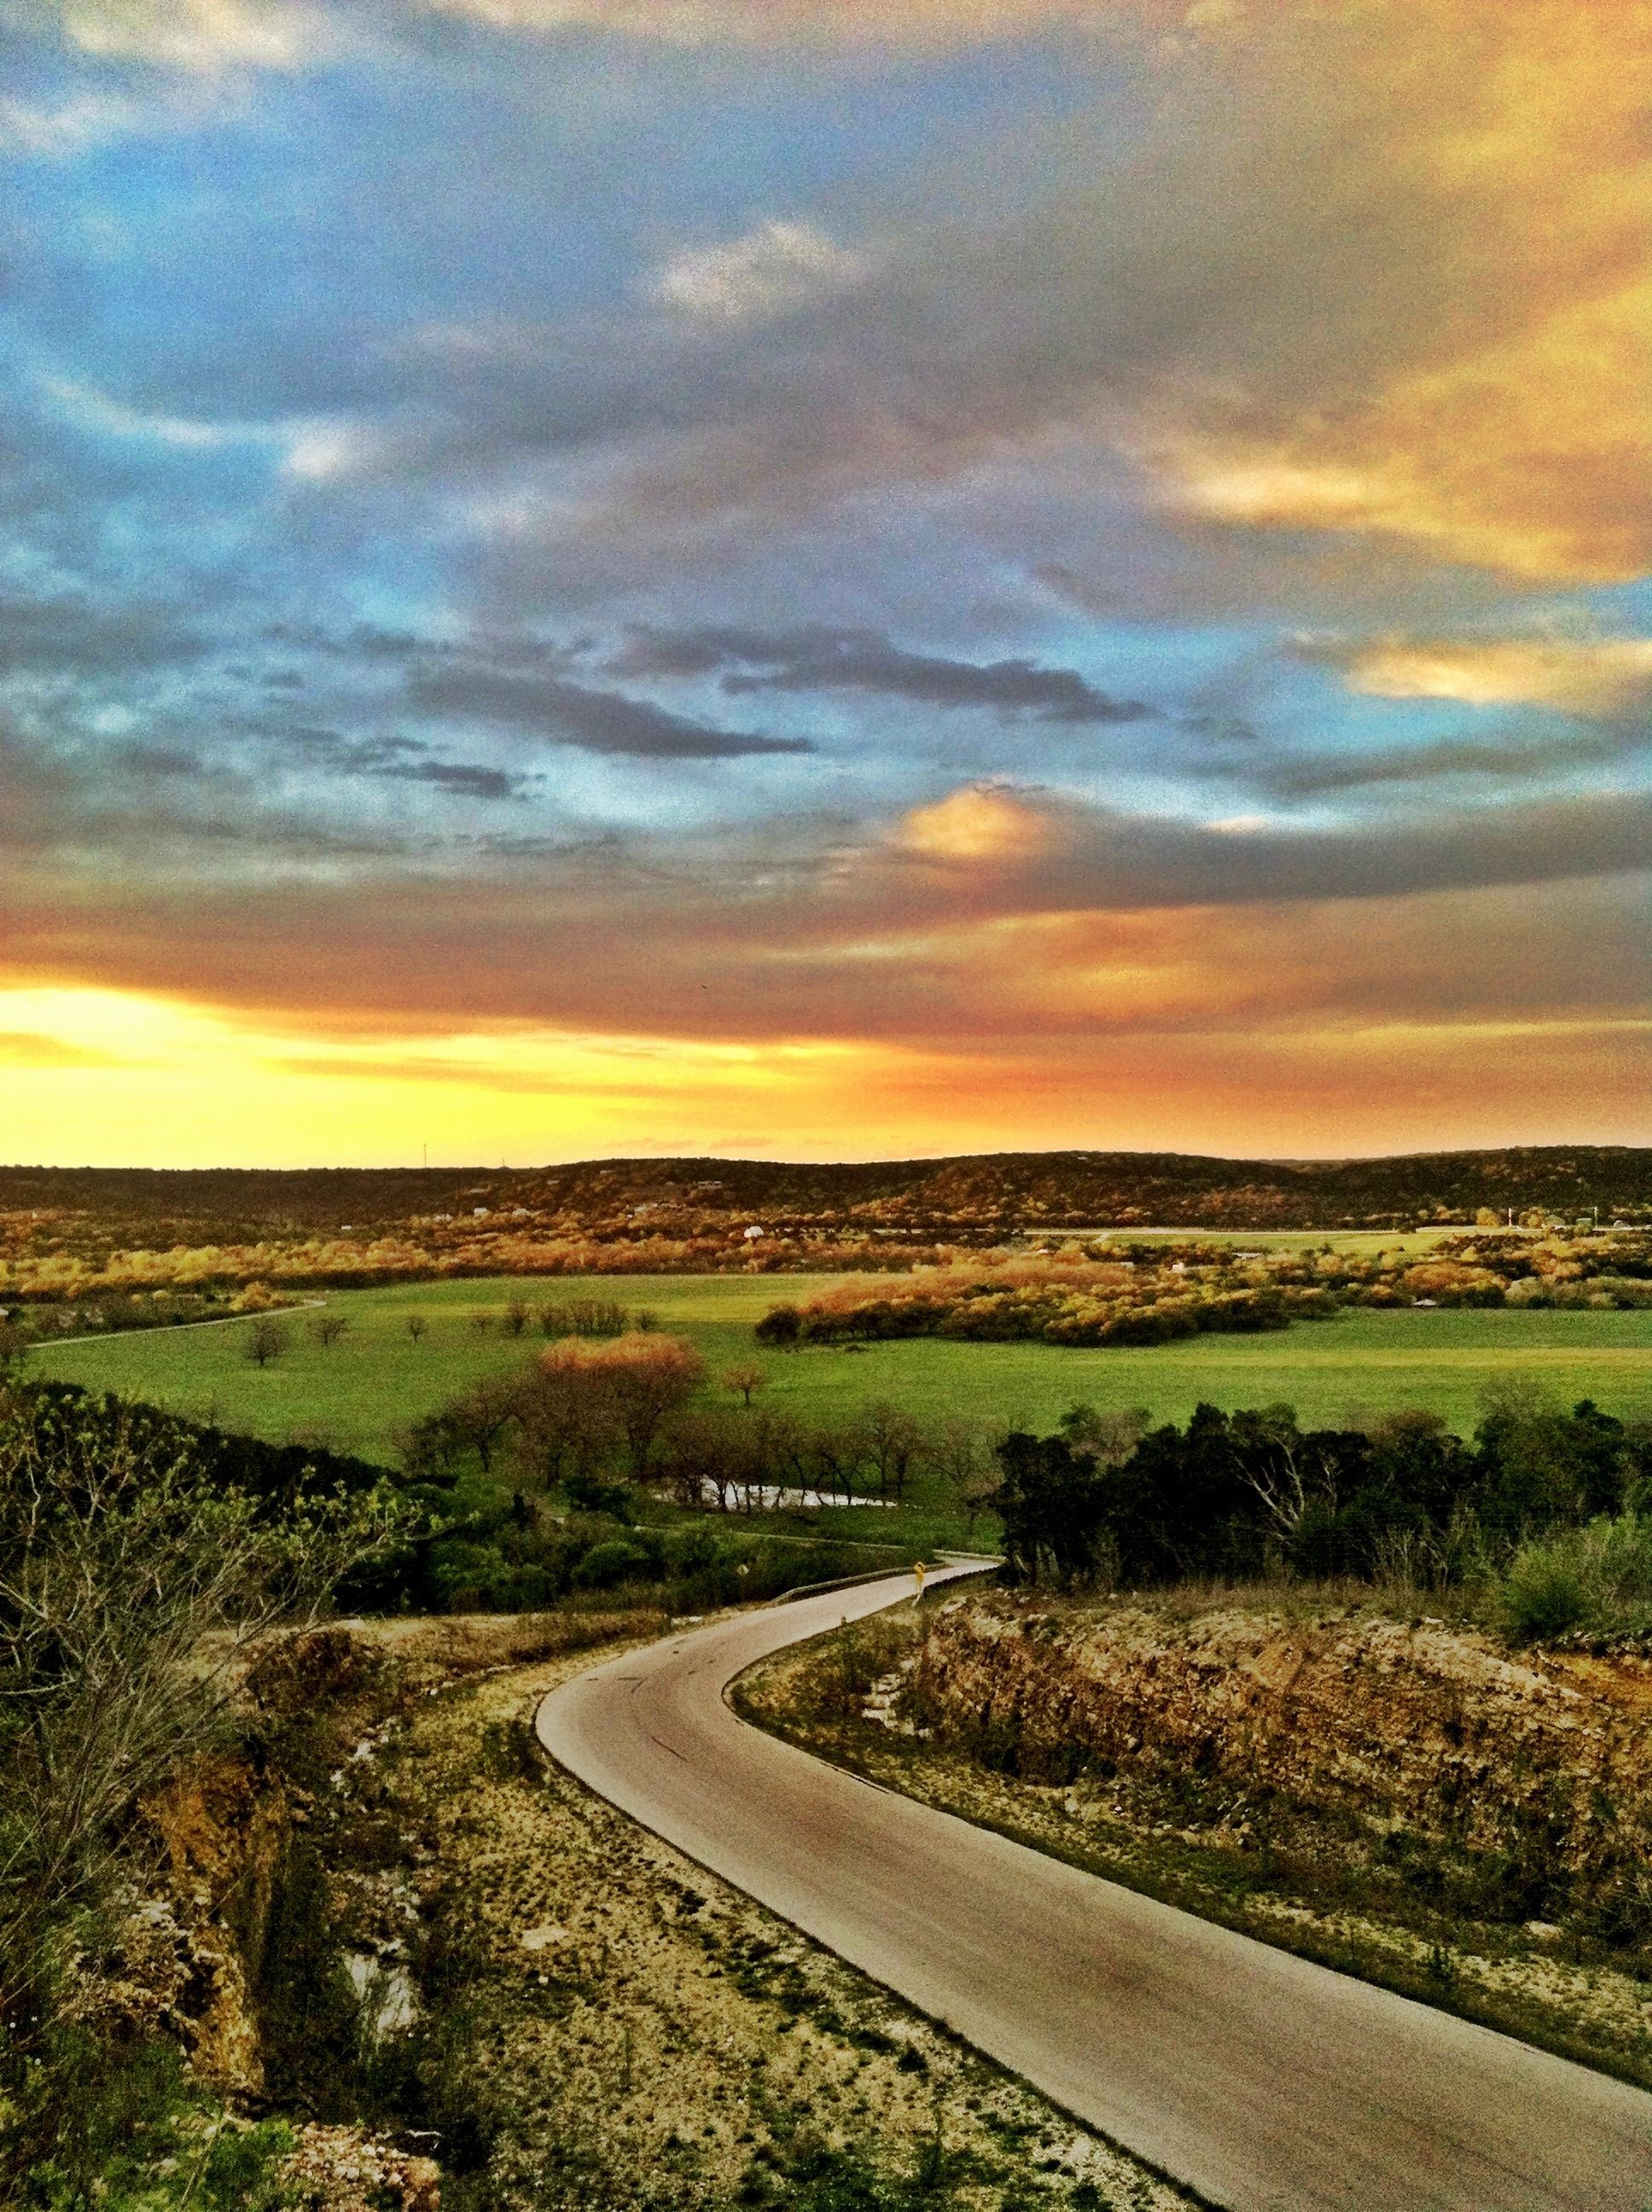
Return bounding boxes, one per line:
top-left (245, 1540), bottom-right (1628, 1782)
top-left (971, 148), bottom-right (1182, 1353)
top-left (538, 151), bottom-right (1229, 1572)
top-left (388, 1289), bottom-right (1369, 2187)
top-left (26, 1272), bottom-right (1652, 1470)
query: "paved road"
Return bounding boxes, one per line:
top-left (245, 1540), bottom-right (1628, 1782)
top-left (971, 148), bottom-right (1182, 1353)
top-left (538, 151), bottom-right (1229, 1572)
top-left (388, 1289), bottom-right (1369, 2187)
top-left (536, 1568), bottom-right (1652, 2212)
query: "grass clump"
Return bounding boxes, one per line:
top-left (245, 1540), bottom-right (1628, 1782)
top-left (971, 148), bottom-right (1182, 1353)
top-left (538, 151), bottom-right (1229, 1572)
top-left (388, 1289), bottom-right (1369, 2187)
top-left (1498, 1513), bottom-right (1652, 1643)
top-left (16, 2039), bottom-right (293, 2212)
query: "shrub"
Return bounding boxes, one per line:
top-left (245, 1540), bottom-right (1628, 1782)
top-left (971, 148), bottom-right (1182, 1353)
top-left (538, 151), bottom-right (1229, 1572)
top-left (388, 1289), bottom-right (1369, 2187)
top-left (1497, 1513), bottom-right (1652, 1643)
top-left (1497, 1548), bottom-right (1592, 1642)
top-left (572, 1539), bottom-right (654, 1591)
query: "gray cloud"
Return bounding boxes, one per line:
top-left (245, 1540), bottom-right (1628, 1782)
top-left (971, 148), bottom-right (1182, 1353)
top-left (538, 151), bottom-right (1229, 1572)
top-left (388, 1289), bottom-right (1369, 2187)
top-left (407, 663), bottom-right (814, 758)
top-left (608, 625), bottom-right (1150, 723)
top-left (1251, 728), bottom-right (1652, 798)
top-left (279, 725), bottom-right (536, 800)
top-left (0, 593), bottom-right (201, 675)
top-left (922, 789), bottom-right (1652, 914)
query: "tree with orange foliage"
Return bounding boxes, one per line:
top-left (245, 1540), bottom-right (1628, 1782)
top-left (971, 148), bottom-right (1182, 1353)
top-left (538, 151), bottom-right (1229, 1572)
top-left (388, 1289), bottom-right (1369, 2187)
top-left (538, 1330), bottom-right (705, 1476)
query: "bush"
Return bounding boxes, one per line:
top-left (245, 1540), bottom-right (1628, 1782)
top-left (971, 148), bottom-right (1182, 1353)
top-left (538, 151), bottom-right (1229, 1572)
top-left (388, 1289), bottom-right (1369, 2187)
top-left (1497, 1548), bottom-right (1592, 1641)
top-left (1497, 1514), bottom-right (1652, 1643)
top-left (572, 1538), bottom-right (654, 1591)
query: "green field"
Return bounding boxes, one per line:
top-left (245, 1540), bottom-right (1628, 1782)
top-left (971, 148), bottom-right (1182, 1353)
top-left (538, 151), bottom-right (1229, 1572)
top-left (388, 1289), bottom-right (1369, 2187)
top-left (26, 1272), bottom-right (1652, 1465)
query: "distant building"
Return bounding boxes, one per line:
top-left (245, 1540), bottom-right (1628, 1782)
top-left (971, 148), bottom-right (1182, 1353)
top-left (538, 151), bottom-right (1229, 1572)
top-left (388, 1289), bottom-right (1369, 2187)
top-left (743, 1225), bottom-right (765, 1241)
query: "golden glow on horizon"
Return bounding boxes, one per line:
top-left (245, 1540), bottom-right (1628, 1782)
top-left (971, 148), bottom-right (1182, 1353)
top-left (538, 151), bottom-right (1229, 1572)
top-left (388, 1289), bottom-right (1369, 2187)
top-left (0, 982), bottom-right (1645, 1168)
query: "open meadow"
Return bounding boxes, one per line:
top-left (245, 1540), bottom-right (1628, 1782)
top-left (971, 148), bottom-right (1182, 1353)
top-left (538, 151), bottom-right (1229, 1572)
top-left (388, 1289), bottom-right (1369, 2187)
top-left (28, 1269), bottom-right (1652, 1468)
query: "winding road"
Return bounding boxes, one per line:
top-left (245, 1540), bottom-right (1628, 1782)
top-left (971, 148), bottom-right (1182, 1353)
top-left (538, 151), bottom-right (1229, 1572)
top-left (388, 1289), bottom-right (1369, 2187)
top-left (536, 1567), bottom-right (1652, 2212)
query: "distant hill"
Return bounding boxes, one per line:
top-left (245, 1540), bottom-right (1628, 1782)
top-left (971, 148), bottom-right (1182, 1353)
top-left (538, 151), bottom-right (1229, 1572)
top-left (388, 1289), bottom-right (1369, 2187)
top-left (1, 1146), bottom-right (1647, 1237)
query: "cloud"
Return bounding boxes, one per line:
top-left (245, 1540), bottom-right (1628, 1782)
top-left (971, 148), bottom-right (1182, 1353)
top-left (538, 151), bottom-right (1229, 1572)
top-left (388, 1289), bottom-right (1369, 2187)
top-left (4, 831), bottom-right (1644, 1079)
top-left (0, 596), bottom-right (201, 676)
top-left (407, 665), bottom-right (814, 758)
top-left (1307, 635), bottom-right (1652, 721)
top-left (37, 372), bottom-right (265, 452)
top-left (896, 783), bottom-right (1060, 863)
top-left (1252, 730), bottom-right (1650, 799)
top-left (0, 91), bottom-right (151, 155)
top-left (526, 0), bottom-right (1648, 597)
top-left (1118, 3), bottom-right (1652, 585)
top-left (610, 626), bottom-right (1151, 722)
top-left (650, 223), bottom-right (871, 325)
top-left (415, 0), bottom-right (1120, 46)
top-left (866, 784), bottom-right (1652, 912)
top-left (280, 728), bottom-right (535, 800)
top-left (44, 0), bottom-right (322, 70)
top-left (0, 1029), bottom-right (120, 1068)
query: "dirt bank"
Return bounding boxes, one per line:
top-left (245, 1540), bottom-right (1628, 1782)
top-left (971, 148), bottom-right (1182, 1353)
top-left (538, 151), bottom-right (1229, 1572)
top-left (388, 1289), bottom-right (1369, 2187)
top-left (96, 1608), bottom-right (1194, 2212)
top-left (738, 1592), bottom-right (1652, 2087)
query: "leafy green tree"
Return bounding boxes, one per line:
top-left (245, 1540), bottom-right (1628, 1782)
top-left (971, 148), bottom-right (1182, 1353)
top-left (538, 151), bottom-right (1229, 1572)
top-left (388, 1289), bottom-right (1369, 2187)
top-left (990, 1431), bottom-right (1110, 1587)
top-left (754, 1303), bottom-right (803, 1349)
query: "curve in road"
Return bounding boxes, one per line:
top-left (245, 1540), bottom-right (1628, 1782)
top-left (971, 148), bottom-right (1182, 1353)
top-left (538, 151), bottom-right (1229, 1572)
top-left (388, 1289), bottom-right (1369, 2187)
top-left (536, 1567), bottom-right (1652, 2212)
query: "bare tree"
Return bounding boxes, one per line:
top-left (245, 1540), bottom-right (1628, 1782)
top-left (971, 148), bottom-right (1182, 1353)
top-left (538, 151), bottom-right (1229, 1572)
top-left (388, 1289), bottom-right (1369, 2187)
top-left (930, 1414), bottom-right (995, 1539)
top-left (0, 1386), bottom-right (400, 2168)
top-left (308, 1310), bottom-right (350, 1349)
top-left (1231, 1412), bottom-right (1338, 1549)
top-left (404, 1313), bottom-right (428, 1346)
top-left (857, 1401), bottom-right (925, 1505)
top-left (502, 1298), bottom-right (529, 1337)
top-left (723, 1362), bottom-right (765, 1409)
top-left (469, 1309), bottom-right (493, 1335)
top-left (513, 1360), bottom-right (620, 1492)
top-left (449, 1375), bottom-right (521, 1472)
top-left (243, 1316), bottom-right (289, 1367)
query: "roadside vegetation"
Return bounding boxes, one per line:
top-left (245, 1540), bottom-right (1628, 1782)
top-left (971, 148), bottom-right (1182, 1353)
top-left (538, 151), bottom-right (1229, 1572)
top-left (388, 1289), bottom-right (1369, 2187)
top-left (987, 1382), bottom-right (1652, 1631)
top-left (0, 1373), bottom-right (401, 2199)
top-left (0, 1392), bottom-right (1190, 2212)
top-left (736, 1373), bottom-right (1652, 2085)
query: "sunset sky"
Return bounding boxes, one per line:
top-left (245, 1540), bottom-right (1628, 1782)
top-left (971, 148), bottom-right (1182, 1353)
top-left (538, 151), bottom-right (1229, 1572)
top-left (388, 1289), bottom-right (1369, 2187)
top-left (2, 0), bottom-right (1648, 1167)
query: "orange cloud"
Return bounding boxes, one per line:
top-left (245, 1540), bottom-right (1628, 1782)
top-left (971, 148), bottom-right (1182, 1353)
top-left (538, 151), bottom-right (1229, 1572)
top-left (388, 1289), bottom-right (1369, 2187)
top-left (895, 784), bottom-right (1062, 864)
top-left (1329, 636), bottom-right (1652, 719)
top-left (1140, 1), bottom-right (1652, 582)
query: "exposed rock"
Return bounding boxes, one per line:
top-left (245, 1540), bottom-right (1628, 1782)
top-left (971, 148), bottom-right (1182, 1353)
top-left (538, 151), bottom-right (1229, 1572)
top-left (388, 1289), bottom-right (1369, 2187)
top-left (280, 2123), bottom-right (440, 2211)
top-left (909, 1599), bottom-right (1652, 1924)
top-left (141, 1749), bottom-right (291, 2096)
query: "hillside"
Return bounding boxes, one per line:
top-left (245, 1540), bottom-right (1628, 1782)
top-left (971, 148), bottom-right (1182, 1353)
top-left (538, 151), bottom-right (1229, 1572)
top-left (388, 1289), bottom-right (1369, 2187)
top-left (0, 1144), bottom-right (1647, 1243)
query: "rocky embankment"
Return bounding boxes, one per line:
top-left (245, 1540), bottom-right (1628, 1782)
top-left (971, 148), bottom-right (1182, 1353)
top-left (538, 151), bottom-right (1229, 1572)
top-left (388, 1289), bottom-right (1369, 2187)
top-left (909, 1598), bottom-right (1652, 1936)
top-left (738, 1592), bottom-right (1652, 2084)
top-left (86, 1608), bottom-right (1193, 2212)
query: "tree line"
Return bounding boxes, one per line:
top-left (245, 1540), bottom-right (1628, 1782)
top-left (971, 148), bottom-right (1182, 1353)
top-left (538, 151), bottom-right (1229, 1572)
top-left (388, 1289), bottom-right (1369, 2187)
top-left (992, 1388), bottom-right (1652, 1639)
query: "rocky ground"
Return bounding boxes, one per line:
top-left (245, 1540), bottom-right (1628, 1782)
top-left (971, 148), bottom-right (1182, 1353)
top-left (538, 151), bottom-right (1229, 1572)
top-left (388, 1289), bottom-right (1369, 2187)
top-left (103, 1607), bottom-right (1197, 2212)
top-left (736, 1592), bottom-right (1652, 2090)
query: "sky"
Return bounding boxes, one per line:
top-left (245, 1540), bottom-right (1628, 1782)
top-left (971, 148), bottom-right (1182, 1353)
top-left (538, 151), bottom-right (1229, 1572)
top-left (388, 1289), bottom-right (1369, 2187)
top-left (0, 0), bottom-right (1648, 1167)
